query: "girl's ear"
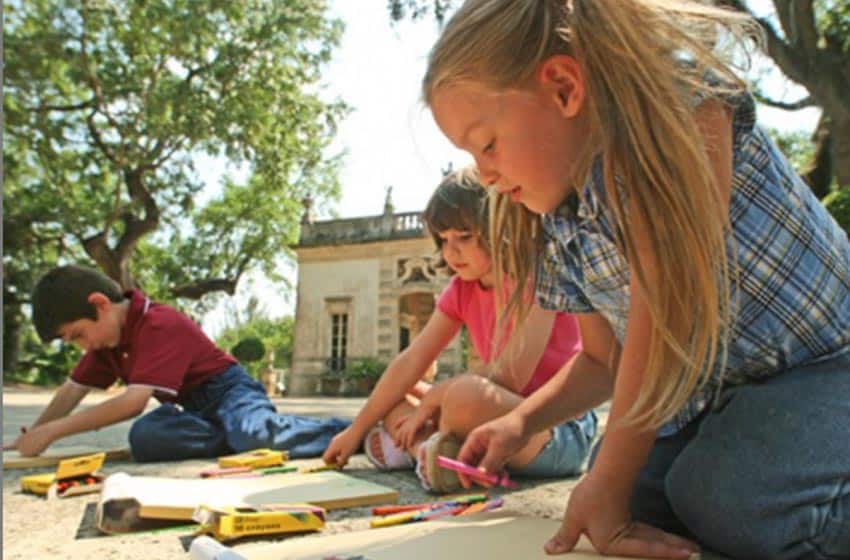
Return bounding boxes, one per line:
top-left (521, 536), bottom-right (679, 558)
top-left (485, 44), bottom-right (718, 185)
top-left (537, 55), bottom-right (585, 118)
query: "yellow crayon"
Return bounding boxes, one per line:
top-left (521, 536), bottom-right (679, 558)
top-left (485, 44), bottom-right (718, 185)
top-left (300, 463), bottom-right (340, 473)
top-left (369, 509), bottom-right (423, 528)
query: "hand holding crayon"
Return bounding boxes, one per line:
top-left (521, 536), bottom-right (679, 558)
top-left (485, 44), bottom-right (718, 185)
top-left (436, 456), bottom-right (518, 489)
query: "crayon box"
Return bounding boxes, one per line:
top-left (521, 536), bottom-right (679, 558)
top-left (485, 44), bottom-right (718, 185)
top-left (217, 448), bottom-right (288, 469)
top-left (193, 503), bottom-right (325, 541)
top-left (20, 452), bottom-right (106, 499)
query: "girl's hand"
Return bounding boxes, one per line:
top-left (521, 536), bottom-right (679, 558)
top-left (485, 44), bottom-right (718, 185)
top-left (394, 404), bottom-right (438, 450)
top-left (456, 412), bottom-right (529, 488)
top-left (546, 474), bottom-right (699, 558)
top-left (322, 425), bottom-right (363, 467)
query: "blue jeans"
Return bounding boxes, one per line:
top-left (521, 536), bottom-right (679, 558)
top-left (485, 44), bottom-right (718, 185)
top-left (614, 349), bottom-right (850, 559)
top-left (129, 365), bottom-right (350, 462)
top-left (512, 411), bottom-right (597, 478)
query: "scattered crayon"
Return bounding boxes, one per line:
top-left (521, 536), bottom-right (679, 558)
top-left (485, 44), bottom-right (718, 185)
top-left (300, 463), bottom-right (340, 473)
top-left (420, 504), bottom-right (467, 521)
top-left (369, 509), bottom-right (426, 528)
top-left (371, 494), bottom-right (487, 515)
top-left (436, 456), bottom-right (518, 489)
top-left (200, 466), bottom-right (253, 478)
top-left (256, 465), bottom-right (298, 475)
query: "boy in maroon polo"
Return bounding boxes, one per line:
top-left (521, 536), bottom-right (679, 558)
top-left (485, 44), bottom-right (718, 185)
top-left (6, 265), bottom-right (349, 462)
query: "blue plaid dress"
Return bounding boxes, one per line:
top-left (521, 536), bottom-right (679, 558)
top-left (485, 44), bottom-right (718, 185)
top-left (537, 91), bottom-right (850, 435)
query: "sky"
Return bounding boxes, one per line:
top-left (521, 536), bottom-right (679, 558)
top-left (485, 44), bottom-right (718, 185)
top-left (201, 0), bottom-right (821, 335)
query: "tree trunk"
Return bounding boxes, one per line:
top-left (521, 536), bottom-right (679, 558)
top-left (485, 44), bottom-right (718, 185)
top-left (802, 115), bottom-right (834, 198)
top-left (3, 303), bottom-right (22, 375)
top-left (832, 117), bottom-right (850, 190)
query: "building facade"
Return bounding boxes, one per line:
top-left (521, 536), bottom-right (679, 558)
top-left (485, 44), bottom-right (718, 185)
top-left (288, 193), bottom-right (464, 396)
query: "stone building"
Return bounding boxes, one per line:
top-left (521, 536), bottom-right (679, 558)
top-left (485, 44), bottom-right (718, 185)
top-left (288, 190), bottom-right (464, 396)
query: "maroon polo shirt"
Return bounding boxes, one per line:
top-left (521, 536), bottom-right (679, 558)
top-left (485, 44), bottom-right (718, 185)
top-left (71, 289), bottom-right (236, 403)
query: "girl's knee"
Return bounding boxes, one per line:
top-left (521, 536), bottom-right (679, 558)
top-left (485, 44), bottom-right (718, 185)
top-left (440, 375), bottom-right (493, 433)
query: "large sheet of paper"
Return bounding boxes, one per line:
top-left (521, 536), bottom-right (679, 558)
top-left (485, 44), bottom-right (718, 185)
top-left (97, 470), bottom-right (399, 533)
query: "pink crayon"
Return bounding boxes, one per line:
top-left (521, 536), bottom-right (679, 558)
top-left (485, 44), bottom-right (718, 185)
top-left (436, 456), bottom-right (518, 489)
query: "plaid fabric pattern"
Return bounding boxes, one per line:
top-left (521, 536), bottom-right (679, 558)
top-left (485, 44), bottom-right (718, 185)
top-left (537, 92), bottom-right (850, 435)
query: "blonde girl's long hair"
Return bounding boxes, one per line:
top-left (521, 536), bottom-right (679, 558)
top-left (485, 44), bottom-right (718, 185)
top-left (423, 0), bottom-right (761, 429)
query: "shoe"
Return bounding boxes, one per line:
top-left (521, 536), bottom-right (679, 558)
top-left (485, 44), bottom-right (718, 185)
top-left (415, 431), bottom-right (462, 493)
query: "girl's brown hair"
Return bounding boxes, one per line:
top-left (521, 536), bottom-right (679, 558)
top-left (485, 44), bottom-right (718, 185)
top-left (422, 167), bottom-right (491, 273)
top-left (423, 0), bottom-right (761, 429)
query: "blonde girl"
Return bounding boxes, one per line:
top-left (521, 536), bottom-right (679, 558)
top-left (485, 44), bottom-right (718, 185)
top-left (323, 169), bottom-right (598, 493)
top-left (424, 0), bottom-right (850, 558)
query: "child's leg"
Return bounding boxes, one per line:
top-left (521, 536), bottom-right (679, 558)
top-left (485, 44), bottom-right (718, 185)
top-left (438, 374), bottom-right (553, 470)
top-left (365, 384), bottom-right (439, 469)
top-left (663, 351), bottom-right (850, 558)
top-left (128, 403), bottom-right (230, 462)
top-left (208, 365), bottom-right (350, 458)
top-left (407, 380), bottom-right (433, 401)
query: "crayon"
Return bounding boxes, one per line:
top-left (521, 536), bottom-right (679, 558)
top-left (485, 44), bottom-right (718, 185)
top-left (436, 456), bottom-right (518, 489)
top-left (482, 497), bottom-right (505, 511)
top-left (371, 494), bottom-right (487, 515)
top-left (300, 463), bottom-right (340, 473)
top-left (456, 501), bottom-right (488, 516)
top-left (369, 509), bottom-right (427, 528)
top-left (456, 497), bottom-right (504, 516)
top-left (256, 465), bottom-right (298, 475)
top-left (200, 466), bottom-right (253, 478)
top-left (420, 504), bottom-right (467, 521)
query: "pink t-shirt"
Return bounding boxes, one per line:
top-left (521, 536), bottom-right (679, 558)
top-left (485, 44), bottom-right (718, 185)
top-left (436, 276), bottom-right (582, 397)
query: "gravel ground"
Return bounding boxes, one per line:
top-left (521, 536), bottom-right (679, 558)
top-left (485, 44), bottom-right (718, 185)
top-left (1, 386), bottom-right (622, 560)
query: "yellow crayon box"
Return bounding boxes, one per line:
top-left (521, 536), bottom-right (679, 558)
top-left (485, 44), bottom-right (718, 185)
top-left (217, 448), bottom-right (288, 469)
top-left (193, 504), bottom-right (325, 541)
top-left (20, 452), bottom-right (106, 499)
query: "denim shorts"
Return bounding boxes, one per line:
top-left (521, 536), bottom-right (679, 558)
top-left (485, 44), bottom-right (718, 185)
top-left (510, 410), bottom-right (598, 478)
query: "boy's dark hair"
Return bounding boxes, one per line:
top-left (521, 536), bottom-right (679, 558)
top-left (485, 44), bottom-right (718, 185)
top-left (423, 167), bottom-right (490, 273)
top-left (31, 265), bottom-right (125, 342)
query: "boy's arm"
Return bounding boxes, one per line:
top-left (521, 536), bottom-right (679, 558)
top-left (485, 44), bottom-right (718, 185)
top-left (3, 381), bottom-right (90, 451)
top-left (12, 385), bottom-right (154, 457)
top-left (31, 380), bottom-right (91, 428)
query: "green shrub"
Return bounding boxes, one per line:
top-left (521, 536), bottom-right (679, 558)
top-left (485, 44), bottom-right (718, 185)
top-left (345, 357), bottom-right (387, 380)
top-left (823, 188), bottom-right (850, 236)
top-left (231, 337), bottom-right (266, 363)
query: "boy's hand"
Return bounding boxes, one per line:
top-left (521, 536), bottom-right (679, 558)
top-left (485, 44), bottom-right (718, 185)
top-left (322, 425), bottom-right (363, 467)
top-left (2, 427), bottom-right (27, 450)
top-left (13, 425), bottom-right (55, 457)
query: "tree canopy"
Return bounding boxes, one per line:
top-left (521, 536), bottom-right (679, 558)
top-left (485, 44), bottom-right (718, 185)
top-left (4, 0), bottom-right (347, 373)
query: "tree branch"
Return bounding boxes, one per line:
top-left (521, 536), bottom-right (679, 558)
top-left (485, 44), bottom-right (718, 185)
top-left (29, 98), bottom-right (97, 113)
top-left (114, 168), bottom-right (160, 264)
top-left (86, 110), bottom-right (119, 165)
top-left (752, 91), bottom-right (815, 110)
top-left (170, 278), bottom-right (238, 299)
top-left (718, 1), bottom-right (809, 85)
top-left (790, 0), bottom-right (819, 53)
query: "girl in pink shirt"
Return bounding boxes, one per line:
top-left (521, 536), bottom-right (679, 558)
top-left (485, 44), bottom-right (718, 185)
top-left (323, 169), bottom-right (596, 492)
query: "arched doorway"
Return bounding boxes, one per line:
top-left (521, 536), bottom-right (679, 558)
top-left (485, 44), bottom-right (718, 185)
top-left (398, 292), bottom-right (437, 381)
